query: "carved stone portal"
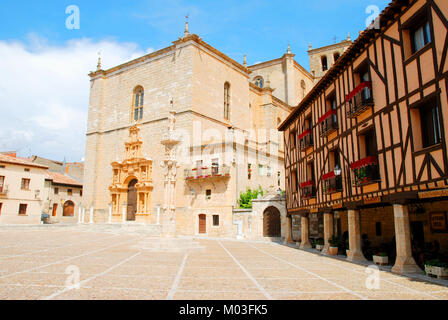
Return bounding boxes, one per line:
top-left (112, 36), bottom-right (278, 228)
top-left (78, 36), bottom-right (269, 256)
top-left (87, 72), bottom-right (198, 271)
top-left (109, 125), bottom-right (153, 221)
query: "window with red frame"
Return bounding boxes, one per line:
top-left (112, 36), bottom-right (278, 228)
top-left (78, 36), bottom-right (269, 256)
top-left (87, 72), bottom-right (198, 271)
top-left (19, 204), bottom-right (27, 215)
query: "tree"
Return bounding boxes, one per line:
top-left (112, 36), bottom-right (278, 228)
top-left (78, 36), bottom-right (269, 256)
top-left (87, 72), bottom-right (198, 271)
top-left (238, 186), bottom-right (265, 209)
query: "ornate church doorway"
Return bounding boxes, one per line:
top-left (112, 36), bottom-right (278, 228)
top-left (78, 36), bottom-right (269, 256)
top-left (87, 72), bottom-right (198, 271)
top-left (127, 179), bottom-right (138, 221)
top-left (263, 206), bottom-right (281, 237)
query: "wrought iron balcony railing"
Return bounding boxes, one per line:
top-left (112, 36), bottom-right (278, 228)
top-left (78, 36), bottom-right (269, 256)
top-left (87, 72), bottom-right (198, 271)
top-left (350, 156), bottom-right (380, 186)
top-left (185, 165), bottom-right (230, 180)
top-left (322, 171), bottom-right (343, 194)
top-left (298, 130), bottom-right (313, 151)
top-left (318, 110), bottom-right (338, 137)
top-left (346, 81), bottom-right (374, 118)
top-left (300, 181), bottom-right (316, 199)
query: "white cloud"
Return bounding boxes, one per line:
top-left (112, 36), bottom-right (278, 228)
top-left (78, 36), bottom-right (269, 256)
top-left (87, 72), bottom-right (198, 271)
top-left (0, 36), bottom-right (144, 162)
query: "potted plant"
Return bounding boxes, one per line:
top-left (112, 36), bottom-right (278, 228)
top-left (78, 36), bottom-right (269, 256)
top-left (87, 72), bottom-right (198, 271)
top-left (373, 252), bottom-right (389, 266)
top-left (425, 259), bottom-right (448, 279)
top-left (328, 235), bottom-right (339, 255)
top-left (315, 239), bottom-right (324, 251)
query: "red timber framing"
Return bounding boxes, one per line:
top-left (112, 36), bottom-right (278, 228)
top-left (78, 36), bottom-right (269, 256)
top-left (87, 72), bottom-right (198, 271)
top-left (280, 0), bottom-right (448, 214)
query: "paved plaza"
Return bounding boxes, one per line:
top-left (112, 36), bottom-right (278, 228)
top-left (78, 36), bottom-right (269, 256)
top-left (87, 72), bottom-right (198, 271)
top-left (0, 225), bottom-right (447, 300)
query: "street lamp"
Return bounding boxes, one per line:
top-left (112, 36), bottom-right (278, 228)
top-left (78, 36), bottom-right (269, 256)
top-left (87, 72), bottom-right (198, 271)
top-left (334, 165), bottom-right (342, 176)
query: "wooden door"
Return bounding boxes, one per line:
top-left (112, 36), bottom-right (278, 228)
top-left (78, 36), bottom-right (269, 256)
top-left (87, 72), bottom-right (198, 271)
top-left (52, 204), bottom-right (58, 217)
top-left (127, 179), bottom-right (138, 221)
top-left (199, 214), bottom-right (206, 234)
top-left (63, 201), bottom-right (74, 217)
top-left (263, 207), bottom-right (281, 237)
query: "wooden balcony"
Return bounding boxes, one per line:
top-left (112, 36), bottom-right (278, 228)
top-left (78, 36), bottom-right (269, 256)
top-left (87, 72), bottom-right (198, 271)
top-left (322, 171), bottom-right (343, 194)
top-left (185, 165), bottom-right (230, 181)
top-left (300, 181), bottom-right (316, 199)
top-left (350, 156), bottom-right (380, 186)
top-left (318, 110), bottom-right (338, 137)
top-left (298, 130), bottom-right (313, 151)
top-left (346, 81), bottom-right (374, 118)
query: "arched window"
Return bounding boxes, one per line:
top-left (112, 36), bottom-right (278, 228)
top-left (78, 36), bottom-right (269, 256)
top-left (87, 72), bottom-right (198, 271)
top-left (334, 52), bottom-right (340, 61)
top-left (300, 80), bottom-right (306, 98)
top-left (321, 56), bottom-right (328, 71)
top-left (254, 77), bottom-right (264, 89)
top-left (224, 82), bottom-right (231, 120)
top-left (133, 86), bottom-right (144, 121)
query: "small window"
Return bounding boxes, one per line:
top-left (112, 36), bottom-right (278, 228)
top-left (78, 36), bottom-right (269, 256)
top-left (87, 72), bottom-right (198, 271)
top-left (213, 215), bottom-right (220, 226)
top-left (21, 178), bottom-right (30, 190)
top-left (248, 164), bottom-right (252, 180)
top-left (290, 129), bottom-right (297, 149)
top-left (24, 168), bottom-right (30, 172)
top-left (0, 165), bottom-right (5, 169)
top-left (420, 104), bottom-right (441, 148)
top-left (19, 204), bottom-right (27, 215)
top-left (291, 169), bottom-right (298, 192)
top-left (133, 86), bottom-right (144, 121)
top-left (254, 77), bottom-right (264, 89)
top-left (224, 82), bottom-right (231, 120)
top-left (0, 176), bottom-right (4, 193)
top-left (411, 20), bottom-right (431, 54)
top-left (375, 222), bottom-right (382, 237)
top-left (206, 189), bottom-right (212, 200)
top-left (321, 56), bottom-right (328, 71)
top-left (278, 171), bottom-right (281, 187)
top-left (334, 52), bottom-right (340, 61)
top-left (267, 166), bottom-right (271, 177)
top-left (54, 187), bottom-right (59, 195)
top-left (68, 189), bottom-right (73, 196)
top-left (80, 189), bottom-right (83, 197)
top-left (258, 165), bottom-right (264, 176)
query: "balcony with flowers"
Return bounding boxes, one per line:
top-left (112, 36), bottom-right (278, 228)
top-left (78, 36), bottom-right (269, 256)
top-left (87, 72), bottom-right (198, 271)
top-left (350, 156), bottom-right (380, 186)
top-left (318, 110), bottom-right (338, 137)
top-left (298, 130), bottom-right (313, 151)
top-left (300, 180), bottom-right (316, 199)
top-left (185, 164), bottom-right (231, 181)
top-left (346, 81), bottom-right (374, 118)
top-left (322, 168), bottom-right (343, 194)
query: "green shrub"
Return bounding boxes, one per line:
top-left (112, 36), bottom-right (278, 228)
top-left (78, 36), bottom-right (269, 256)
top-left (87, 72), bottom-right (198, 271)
top-left (238, 186), bottom-right (265, 209)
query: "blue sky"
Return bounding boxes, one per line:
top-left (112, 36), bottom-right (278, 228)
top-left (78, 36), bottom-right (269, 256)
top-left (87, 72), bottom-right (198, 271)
top-left (0, 0), bottom-right (390, 161)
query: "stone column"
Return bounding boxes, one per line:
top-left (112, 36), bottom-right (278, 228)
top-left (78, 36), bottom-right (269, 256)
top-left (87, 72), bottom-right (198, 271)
top-left (347, 209), bottom-right (367, 262)
top-left (392, 204), bottom-right (422, 274)
top-left (323, 212), bottom-right (334, 254)
top-left (78, 207), bottom-right (82, 224)
top-left (300, 215), bottom-right (312, 249)
top-left (108, 204), bottom-right (112, 224)
top-left (89, 206), bottom-right (94, 224)
top-left (122, 202), bottom-right (127, 224)
top-left (284, 215), bottom-right (294, 244)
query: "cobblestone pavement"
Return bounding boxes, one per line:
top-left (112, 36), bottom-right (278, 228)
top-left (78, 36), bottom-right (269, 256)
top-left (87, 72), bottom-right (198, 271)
top-left (0, 225), bottom-right (447, 300)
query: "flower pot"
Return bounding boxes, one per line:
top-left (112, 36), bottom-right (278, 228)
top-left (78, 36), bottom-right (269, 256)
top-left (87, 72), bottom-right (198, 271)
top-left (316, 244), bottom-right (324, 251)
top-left (373, 255), bottom-right (389, 266)
top-left (328, 247), bottom-right (338, 255)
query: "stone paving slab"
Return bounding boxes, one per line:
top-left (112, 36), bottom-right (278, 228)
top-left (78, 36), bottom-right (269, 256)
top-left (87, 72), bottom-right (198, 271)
top-left (0, 225), bottom-right (446, 300)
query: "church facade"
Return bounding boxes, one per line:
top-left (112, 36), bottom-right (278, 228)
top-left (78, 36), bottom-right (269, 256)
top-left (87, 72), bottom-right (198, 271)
top-left (82, 25), bottom-right (313, 238)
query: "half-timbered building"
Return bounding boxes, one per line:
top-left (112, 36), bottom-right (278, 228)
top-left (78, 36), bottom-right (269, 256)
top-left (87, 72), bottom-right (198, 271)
top-left (280, 0), bottom-right (448, 274)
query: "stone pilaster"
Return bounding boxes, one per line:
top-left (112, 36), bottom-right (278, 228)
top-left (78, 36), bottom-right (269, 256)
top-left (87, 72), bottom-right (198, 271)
top-left (347, 209), bottom-right (367, 262)
top-left (323, 212), bottom-right (334, 254)
top-left (300, 215), bottom-right (312, 249)
top-left (392, 204), bottom-right (422, 274)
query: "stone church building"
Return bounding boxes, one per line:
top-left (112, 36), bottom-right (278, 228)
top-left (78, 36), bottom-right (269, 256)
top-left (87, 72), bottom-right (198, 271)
top-left (82, 24), bottom-right (313, 238)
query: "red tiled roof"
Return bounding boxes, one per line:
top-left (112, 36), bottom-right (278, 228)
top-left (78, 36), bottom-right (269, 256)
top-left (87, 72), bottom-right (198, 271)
top-left (46, 171), bottom-right (83, 187)
top-left (0, 154), bottom-right (49, 169)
